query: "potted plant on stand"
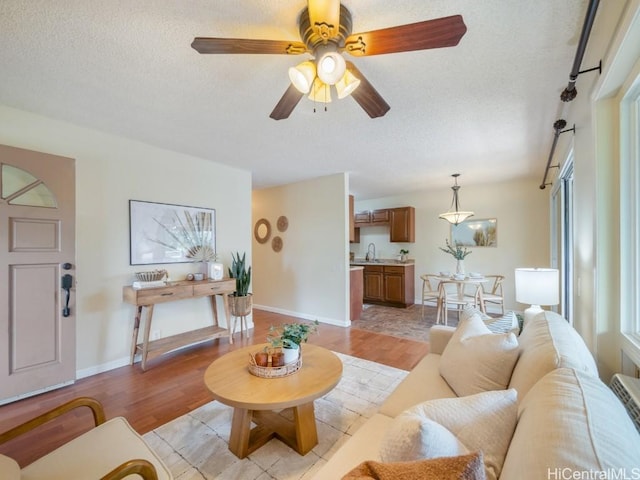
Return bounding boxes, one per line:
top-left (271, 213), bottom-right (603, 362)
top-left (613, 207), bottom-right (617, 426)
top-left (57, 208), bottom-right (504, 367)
top-left (267, 321), bottom-right (319, 364)
top-left (228, 251), bottom-right (252, 318)
top-left (439, 238), bottom-right (472, 274)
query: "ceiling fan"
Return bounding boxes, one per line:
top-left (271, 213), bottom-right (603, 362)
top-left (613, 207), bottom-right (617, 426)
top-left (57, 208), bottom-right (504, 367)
top-left (191, 0), bottom-right (467, 120)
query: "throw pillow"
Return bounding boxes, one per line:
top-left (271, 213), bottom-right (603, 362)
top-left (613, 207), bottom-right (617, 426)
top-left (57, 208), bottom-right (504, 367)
top-left (461, 305), bottom-right (519, 335)
top-left (342, 452), bottom-right (486, 480)
top-left (380, 415), bottom-right (468, 462)
top-left (439, 313), bottom-right (520, 396)
top-left (384, 389), bottom-right (517, 480)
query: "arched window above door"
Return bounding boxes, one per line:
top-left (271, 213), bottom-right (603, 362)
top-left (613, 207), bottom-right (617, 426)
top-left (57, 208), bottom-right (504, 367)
top-left (1, 164), bottom-right (57, 208)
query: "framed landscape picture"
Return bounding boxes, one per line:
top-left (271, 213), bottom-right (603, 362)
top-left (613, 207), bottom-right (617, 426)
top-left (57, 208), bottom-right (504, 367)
top-left (451, 218), bottom-right (497, 247)
top-left (129, 200), bottom-right (216, 265)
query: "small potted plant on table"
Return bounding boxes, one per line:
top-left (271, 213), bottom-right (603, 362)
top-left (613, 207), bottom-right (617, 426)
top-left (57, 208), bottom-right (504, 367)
top-left (399, 249), bottom-right (409, 262)
top-left (268, 321), bottom-right (319, 365)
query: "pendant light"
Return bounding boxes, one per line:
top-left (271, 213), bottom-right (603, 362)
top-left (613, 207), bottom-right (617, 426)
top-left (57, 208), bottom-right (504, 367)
top-left (439, 173), bottom-right (474, 225)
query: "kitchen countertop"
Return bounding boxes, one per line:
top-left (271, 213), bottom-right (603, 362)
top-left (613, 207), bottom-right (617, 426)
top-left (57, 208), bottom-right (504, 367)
top-left (350, 259), bottom-right (415, 266)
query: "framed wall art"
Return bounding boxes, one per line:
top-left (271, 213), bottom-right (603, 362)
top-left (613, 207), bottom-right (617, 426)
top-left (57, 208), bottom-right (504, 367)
top-left (129, 200), bottom-right (216, 265)
top-left (451, 218), bottom-right (497, 247)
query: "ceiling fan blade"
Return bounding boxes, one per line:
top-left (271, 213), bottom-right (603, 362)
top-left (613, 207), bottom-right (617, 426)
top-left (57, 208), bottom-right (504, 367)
top-left (346, 62), bottom-right (390, 118)
top-left (343, 15), bottom-right (467, 57)
top-left (269, 84), bottom-right (304, 120)
top-left (191, 38), bottom-right (308, 55)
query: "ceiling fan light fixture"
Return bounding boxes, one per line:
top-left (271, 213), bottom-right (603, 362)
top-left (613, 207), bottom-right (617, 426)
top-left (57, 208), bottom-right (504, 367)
top-left (315, 44), bottom-right (346, 85)
top-left (288, 60), bottom-right (316, 93)
top-left (307, 0), bottom-right (341, 39)
top-left (335, 69), bottom-right (361, 99)
top-left (308, 77), bottom-right (332, 103)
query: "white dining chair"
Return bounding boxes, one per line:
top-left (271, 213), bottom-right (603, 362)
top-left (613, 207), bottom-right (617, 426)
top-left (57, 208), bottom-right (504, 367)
top-left (420, 274), bottom-right (441, 317)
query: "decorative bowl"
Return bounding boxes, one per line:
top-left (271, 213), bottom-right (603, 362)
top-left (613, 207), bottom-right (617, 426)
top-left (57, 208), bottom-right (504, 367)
top-left (134, 270), bottom-right (167, 282)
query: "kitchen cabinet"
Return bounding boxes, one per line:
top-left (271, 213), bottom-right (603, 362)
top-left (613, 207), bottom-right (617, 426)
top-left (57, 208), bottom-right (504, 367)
top-left (350, 267), bottom-right (364, 320)
top-left (349, 195), bottom-right (355, 243)
top-left (363, 265), bottom-right (384, 301)
top-left (389, 207), bottom-right (415, 243)
top-left (362, 263), bottom-right (415, 307)
top-left (354, 209), bottom-right (390, 226)
top-left (353, 206), bottom-right (415, 243)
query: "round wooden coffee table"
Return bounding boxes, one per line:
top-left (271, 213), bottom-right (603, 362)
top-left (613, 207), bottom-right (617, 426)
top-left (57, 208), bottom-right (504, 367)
top-left (204, 343), bottom-right (343, 458)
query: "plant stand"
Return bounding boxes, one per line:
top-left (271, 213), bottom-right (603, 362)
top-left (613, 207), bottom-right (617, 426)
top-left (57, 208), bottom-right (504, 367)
top-left (230, 294), bottom-right (252, 336)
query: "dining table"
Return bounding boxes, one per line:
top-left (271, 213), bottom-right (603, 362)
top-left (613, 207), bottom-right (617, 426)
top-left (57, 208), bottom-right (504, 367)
top-left (434, 275), bottom-right (489, 323)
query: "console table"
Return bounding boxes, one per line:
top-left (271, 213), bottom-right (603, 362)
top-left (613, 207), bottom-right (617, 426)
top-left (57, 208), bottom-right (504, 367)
top-left (123, 278), bottom-right (235, 370)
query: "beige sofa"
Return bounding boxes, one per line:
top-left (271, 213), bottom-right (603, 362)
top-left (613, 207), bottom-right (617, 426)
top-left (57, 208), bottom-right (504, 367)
top-left (313, 310), bottom-right (640, 479)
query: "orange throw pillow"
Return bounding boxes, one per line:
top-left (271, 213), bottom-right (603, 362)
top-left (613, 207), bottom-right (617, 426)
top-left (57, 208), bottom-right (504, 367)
top-left (341, 452), bottom-right (486, 480)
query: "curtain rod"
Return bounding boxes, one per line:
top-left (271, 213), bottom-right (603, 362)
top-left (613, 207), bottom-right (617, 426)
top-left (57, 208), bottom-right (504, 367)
top-left (540, 0), bottom-right (600, 189)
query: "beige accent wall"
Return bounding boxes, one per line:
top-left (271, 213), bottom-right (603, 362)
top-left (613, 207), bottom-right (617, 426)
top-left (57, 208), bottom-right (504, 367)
top-left (252, 174), bottom-right (349, 326)
top-left (352, 178), bottom-right (550, 311)
top-left (0, 104), bottom-right (252, 377)
top-left (545, 0), bottom-right (639, 379)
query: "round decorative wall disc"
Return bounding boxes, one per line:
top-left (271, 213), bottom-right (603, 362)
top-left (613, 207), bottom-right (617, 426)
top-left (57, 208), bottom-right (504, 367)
top-left (272, 236), bottom-right (283, 252)
top-left (277, 215), bottom-right (289, 232)
top-left (254, 218), bottom-right (271, 244)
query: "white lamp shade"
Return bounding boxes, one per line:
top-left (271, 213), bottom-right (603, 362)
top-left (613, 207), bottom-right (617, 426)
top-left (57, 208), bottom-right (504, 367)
top-left (335, 69), bottom-right (361, 99)
top-left (288, 61), bottom-right (316, 94)
top-left (308, 77), bottom-right (332, 103)
top-left (315, 47), bottom-right (346, 85)
top-left (515, 268), bottom-right (559, 306)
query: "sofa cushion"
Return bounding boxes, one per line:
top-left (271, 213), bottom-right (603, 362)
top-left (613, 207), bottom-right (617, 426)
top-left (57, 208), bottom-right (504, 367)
top-left (379, 353), bottom-right (456, 418)
top-left (342, 452), bottom-right (486, 480)
top-left (379, 415), bottom-right (468, 463)
top-left (461, 305), bottom-right (519, 335)
top-left (508, 310), bottom-right (598, 399)
top-left (382, 389), bottom-right (517, 480)
top-left (0, 454), bottom-right (21, 480)
top-left (21, 417), bottom-right (171, 480)
top-left (439, 313), bottom-right (519, 396)
top-left (501, 368), bottom-right (640, 480)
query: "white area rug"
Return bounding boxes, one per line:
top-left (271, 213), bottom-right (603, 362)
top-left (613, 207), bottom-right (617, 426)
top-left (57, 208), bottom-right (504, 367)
top-left (143, 352), bottom-right (407, 480)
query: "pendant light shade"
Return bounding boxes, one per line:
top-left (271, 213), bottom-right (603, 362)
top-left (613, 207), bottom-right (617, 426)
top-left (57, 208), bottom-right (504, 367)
top-left (335, 69), bottom-right (361, 99)
top-left (308, 77), bottom-right (332, 103)
top-left (439, 173), bottom-right (474, 225)
top-left (288, 61), bottom-right (316, 94)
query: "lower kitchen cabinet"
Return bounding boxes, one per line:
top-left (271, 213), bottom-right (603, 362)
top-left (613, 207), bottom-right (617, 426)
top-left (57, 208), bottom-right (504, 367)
top-left (363, 264), bottom-right (415, 307)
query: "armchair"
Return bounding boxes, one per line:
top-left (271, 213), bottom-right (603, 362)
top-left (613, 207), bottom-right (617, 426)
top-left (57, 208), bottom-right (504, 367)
top-left (0, 397), bottom-right (171, 480)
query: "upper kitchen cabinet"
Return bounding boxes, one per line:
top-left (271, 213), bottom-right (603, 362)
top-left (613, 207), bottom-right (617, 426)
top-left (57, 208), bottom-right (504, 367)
top-left (354, 209), bottom-right (390, 226)
top-left (353, 206), bottom-right (415, 243)
top-left (389, 207), bottom-right (415, 243)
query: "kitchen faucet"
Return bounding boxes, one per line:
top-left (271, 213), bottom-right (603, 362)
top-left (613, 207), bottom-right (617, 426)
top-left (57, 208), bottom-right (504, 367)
top-left (365, 243), bottom-right (376, 262)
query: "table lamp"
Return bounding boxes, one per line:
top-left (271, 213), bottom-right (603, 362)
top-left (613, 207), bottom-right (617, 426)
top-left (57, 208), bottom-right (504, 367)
top-left (515, 268), bottom-right (559, 324)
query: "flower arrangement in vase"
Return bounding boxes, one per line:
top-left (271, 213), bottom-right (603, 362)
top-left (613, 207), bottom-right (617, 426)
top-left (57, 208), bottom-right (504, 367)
top-left (439, 239), bottom-right (471, 274)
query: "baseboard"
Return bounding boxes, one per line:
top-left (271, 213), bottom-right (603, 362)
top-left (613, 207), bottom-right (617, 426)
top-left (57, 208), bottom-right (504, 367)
top-left (76, 356), bottom-right (132, 379)
top-left (253, 304), bottom-right (350, 328)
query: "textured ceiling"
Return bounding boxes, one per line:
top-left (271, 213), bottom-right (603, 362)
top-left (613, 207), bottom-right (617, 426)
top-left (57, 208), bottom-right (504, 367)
top-left (0, 0), bottom-right (588, 199)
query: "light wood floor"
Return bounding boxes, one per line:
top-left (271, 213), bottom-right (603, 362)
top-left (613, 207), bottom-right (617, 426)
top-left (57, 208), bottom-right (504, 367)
top-left (0, 308), bottom-right (429, 467)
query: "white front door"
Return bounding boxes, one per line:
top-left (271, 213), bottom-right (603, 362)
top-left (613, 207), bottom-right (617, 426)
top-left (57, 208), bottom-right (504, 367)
top-left (0, 144), bottom-right (76, 404)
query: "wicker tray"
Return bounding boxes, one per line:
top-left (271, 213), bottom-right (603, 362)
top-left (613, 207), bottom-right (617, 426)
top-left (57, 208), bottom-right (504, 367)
top-left (248, 353), bottom-right (302, 378)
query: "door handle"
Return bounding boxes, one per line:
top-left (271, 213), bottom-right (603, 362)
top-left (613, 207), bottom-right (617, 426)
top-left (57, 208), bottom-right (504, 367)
top-left (61, 274), bottom-right (73, 317)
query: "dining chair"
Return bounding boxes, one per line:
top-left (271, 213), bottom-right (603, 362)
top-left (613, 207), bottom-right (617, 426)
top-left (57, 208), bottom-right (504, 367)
top-left (477, 275), bottom-right (505, 314)
top-left (436, 280), bottom-right (483, 325)
top-left (420, 274), bottom-right (441, 317)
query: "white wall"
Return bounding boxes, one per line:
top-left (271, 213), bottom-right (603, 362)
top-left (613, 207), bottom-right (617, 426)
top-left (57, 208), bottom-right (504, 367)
top-left (252, 174), bottom-right (349, 326)
top-left (0, 104), bottom-right (252, 377)
top-left (353, 178), bottom-right (550, 311)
